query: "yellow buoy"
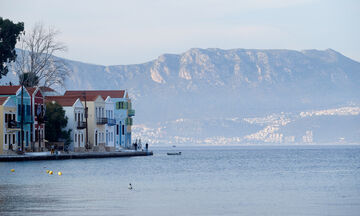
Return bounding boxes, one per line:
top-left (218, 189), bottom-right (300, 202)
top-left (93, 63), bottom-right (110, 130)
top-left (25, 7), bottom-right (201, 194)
top-left (49, 171), bottom-right (53, 175)
top-left (58, 172), bottom-right (62, 176)
top-left (46, 170), bottom-right (50, 173)
top-left (10, 169), bottom-right (15, 172)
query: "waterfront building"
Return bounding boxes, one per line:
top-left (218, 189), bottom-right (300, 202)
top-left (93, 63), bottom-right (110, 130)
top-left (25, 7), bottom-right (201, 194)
top-left (0, 97), bottom-right (18, 154)
top-left (75, 94), bottom-right (107, 150)
top-left (45, 96), bottom-right (86, 152)
top-left (0, 86), bottom-right (32, 152)
top-left (27, 87), bottom-right (46, 151)
top-left (105, 96), bottom-right (116, 151)
top-left (64, 90), bottom-right (134, 149)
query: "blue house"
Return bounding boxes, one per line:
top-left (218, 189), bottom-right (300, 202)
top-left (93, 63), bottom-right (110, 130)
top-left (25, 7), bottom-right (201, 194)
top-left (0, 86), bottom-right (32, 151)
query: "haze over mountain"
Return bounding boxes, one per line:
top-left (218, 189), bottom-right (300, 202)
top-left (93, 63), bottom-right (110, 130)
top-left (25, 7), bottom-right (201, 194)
top-left (3, 48), bottom-right (360, 145)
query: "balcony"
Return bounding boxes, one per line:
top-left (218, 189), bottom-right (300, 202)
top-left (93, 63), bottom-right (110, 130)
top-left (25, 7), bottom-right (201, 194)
top-left (96, 117), bottom-right (108, 125)
top-left (77, 121), bottom-right (87, 129)
top-left (125, 117), bottom-right (133, 126)
top-left (36, 115), bottom-right (46, 124)
top-left (107, 118), bottom-right (116, 126)
top-left (128, 109), bottom-right (135, 117)
top-left (20, 115), bottom-right (33, 124)
top-left (7, 120), bottom-right (20, 129)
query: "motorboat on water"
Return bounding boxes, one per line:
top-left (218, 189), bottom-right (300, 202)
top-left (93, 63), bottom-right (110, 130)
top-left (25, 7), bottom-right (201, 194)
top-left (167, 152), bottom-right (181, 155)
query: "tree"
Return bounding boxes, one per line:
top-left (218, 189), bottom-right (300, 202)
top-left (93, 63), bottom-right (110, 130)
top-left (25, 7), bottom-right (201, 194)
top-left (14, 23), bottom-right (70, 88)
top-left (19, 72), bottom-right (39, 87)
top-left (45, 102), bottom-right (71, 147)
top-left (0, 17), bottom-right (24, 79)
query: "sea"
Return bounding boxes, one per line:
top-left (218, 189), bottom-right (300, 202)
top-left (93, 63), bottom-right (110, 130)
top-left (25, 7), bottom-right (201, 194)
top-left (0, 145), bottom-right (359, 216)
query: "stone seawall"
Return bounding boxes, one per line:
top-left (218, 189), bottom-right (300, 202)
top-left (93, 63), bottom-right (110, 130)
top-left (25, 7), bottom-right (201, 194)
top-left (0, 151), bottom-right (153, 162)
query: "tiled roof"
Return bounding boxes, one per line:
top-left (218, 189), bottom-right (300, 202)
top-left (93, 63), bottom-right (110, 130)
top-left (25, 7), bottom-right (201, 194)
top-left (45, 96), bottom-right (81, 107)
top-left (0, 97), bottom-right (9, 105)
top-left (64, 90), bottom-right (125, 99)
top-left (26, 87), bottom-right (37, 96)
top-left (0, 85), bottom-right (21, 95)
top-left (39, 86), bottom-right (56, 92)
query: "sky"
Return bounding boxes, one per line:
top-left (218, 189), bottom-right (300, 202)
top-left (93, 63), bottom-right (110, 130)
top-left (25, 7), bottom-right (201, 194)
top-left (1, 0), bottom-right (359, 65)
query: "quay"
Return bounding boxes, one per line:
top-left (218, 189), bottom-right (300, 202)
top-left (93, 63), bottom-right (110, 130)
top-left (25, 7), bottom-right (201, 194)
top-left (0, 151), bottom-right (153, 162)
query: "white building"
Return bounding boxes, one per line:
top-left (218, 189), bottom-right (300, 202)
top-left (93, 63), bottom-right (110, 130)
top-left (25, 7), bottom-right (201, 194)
top-left (105, 96), bottom-right (116, 151)
top-left (45, 96), bottom-right (86, 151)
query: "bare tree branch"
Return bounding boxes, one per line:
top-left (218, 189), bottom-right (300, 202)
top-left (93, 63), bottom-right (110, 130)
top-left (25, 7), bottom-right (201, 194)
top-left (12, 23), bottom-right (70, 88)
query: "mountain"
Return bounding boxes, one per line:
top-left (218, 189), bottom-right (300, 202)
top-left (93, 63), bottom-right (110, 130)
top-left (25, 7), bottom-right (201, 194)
top-left (2, 48), bottom-right (360, 145)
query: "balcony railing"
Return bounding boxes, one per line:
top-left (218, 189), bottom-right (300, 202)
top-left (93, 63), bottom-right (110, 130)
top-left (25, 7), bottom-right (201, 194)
top-left (128, 109), bottom-right (135, 117)
top-left (77, 121), bottom-right (87, 129)
top-left (23, 116), bottom-right (33, 124)
top-left (7, 120), bottom-right (20, 129)
top-left (107, 118), bottom-right (116, 126)
top-left (125, 117), bottom-right (133, 126)
top-left (36, 115), bottom-right (46, 124)
top-left (96, 117), bottom-right (108, 125)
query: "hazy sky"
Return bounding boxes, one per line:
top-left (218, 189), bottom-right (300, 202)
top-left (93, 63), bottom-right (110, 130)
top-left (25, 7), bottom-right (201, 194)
top-left (1, 0), bottom-right (359, 65)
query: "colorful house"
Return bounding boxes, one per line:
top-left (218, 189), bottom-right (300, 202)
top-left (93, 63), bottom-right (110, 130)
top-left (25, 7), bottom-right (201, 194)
top-left (0, 97), bottom-right (18, 154)
top-left (27, 87), bottom-right (46, 151)
top-left (105, 96), bottom-right (116, 151)
top-left (45, 96), bottom-right (86, 152)
top-left (64, 90), bottom-right (134, 149)
top-left (0, 86), bottom-right (32, 152)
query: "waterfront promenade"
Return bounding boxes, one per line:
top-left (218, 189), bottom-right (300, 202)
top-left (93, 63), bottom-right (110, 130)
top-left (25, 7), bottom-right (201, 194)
top-left (0, 151), bottom-right (153, 162)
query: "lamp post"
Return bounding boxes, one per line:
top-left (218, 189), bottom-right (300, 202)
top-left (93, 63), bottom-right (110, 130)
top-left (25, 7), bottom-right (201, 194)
top-left (83, 92), bottom-right (89, 150)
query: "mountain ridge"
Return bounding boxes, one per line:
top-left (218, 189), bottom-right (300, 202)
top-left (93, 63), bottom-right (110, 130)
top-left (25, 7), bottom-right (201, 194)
top-left (2, 48), bottom-right (359, 145)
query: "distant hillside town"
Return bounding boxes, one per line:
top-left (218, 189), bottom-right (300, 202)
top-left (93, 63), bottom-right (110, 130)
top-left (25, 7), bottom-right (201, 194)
top-left (0, 85), bottom-right (135, 155)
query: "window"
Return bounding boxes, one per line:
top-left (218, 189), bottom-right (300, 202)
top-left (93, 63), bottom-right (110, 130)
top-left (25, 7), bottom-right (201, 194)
top-left (81, 134), bottom-right (83, 142)
top-left (122, 125), bottom-right (124, 135)
top-left (26, 131), bottom-right (29, 146)
top-left (5, 134), bottom-right (7, 144)
top-left (75, 112), bottom-right (77, 121)
top-left (26, 105), bottom-right (30, 115)
top-left (35, 129), bottom-right (38, 141)
top-left (75, 133), bottom-right (77, 142)
top-left (117, 125), bottom-right (119, 135)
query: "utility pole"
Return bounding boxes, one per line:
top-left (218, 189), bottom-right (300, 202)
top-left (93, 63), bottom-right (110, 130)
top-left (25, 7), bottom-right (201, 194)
top-left (83, 92), bottom-right (89, 150)
top-left (20, 85), bottom-right (24, 154)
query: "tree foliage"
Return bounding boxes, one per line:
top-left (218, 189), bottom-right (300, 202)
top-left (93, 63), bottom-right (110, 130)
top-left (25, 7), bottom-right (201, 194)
top-left (19, 72), bottom-right (39, 87)
top-left (0, 17), bottom-right (24, 78)
top-left (14, 23), bottom-right (70, 88)
top-left (45, 102), bottom-right (70, 143)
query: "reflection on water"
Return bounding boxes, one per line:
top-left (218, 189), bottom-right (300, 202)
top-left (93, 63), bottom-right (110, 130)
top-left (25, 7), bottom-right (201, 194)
top-left (1, 146), bottom-right (360, 216)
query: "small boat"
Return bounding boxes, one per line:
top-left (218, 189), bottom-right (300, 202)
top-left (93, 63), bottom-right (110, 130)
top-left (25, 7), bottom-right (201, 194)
top-left (167, 152), bottom-right (181, 155)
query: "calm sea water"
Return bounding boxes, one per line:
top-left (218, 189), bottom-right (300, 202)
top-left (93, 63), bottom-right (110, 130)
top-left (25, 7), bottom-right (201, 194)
top-left (0, 145), bottom-right (360, 216)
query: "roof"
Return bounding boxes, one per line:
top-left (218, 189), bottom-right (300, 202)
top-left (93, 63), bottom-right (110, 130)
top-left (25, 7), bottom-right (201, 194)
top-left (26, 87), bottom-right (37, 96)
top-left (45, 96), bottom-right (81, 107)
top-left (0, 97), bottom-right (9, 105)
top-left (0, 85), bottom-right (21, 95)
top-left (64, 90), bottom-right (125, 99)
top-left (39, 86), bottom-right (56, 92)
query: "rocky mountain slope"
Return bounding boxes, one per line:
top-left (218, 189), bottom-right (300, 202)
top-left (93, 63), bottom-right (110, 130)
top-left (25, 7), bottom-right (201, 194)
top-left (2, 48), bottom-right (359, 145)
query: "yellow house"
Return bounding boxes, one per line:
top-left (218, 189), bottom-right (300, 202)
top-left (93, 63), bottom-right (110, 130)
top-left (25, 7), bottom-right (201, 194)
top-left (0, 97), bottom-right (19, 155)
top-left (81, 95), bottom-right (106, 150)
